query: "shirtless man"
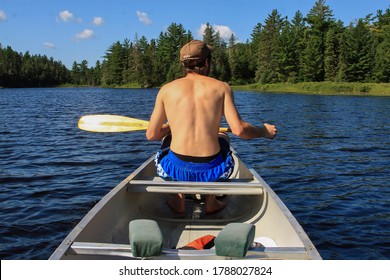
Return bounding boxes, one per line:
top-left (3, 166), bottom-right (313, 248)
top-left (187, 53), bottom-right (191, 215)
top-left (146, 40), bottom-right (277, 214)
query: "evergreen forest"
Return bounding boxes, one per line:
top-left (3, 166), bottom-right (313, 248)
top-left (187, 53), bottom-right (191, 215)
top-left (1, 0), bottom-right (389, 88)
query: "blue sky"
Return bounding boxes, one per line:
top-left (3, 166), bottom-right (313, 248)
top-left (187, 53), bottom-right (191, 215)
top-left (0, 0), bottom-right (389, 69)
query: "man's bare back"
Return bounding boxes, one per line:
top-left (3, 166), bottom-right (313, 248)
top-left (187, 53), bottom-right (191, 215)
top-left (159, 73), bottom-right (228, 157)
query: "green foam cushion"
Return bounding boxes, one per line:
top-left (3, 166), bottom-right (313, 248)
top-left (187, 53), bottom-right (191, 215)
top-left (215, 223), bottom-right (255, 258)
top-left (129, 219), bottom-right (163, 258)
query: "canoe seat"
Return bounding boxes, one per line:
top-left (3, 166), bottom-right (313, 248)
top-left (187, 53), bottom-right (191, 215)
top-left (129, 219), bottom-right (163, 258)
top-left (215, 223), bottom-right (255, 258)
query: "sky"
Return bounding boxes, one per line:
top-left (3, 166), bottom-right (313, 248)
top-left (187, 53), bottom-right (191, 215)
top-left (0, 0), bottom-right (389, 69)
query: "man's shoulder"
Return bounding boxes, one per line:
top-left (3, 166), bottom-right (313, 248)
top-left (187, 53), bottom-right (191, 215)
top-left (209, 78), bottom-right (231, 92)
top-left (201, 76), bottom-right (231, 88)
top-left (162, 77), bottom-right (187, 87)
top-left (160, 75), bottom-right (231, 91)
top-left (159, 80), bottom-right (180, 91)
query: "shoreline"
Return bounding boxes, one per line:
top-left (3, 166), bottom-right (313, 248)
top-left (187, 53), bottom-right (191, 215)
top-left (2, 82), bottom-right (390, 96)
top-left (231, 82), bottom-right (390, 96)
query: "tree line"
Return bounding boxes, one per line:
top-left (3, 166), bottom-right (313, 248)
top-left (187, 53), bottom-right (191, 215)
top-left (1, 0), bottom-right (389, 88)
top-left (0, 46), bottom-right (71, 87)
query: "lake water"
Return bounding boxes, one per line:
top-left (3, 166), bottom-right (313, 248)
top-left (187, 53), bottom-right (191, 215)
top-left (0, 88), bottom-right (389, 260)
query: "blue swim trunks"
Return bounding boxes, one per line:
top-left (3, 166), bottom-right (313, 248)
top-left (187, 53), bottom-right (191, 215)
top-left (154, 138), bottom-right (235, 182)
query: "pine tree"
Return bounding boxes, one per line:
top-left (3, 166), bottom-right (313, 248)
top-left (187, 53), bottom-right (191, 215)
top-left (291, 11), bottom-right (306, 82)
top-left (324, 28), bottom-right (338, 81)
top-left (255, 9), bottom-right (284, 83)
top-left (343, 20), bottom-right (374, 82)
top-left (103, 41), bottom-right (125, 85)
top-left (302, 0), bottom-right (335, 81)
top-left (137, 36), bottom-right (152, 87)
top-left (92, 60), bottom-right (101, 86)
top-left (202, 23), bottom-right (216, 46)
top-left (275, 18), bottom-right (297, 82)
top-left (147, 39), bottom-right (160, 87)
top-left (302, 35), bottom-right (324, 81)
top-left (79, 60), bottom-right (90, 85)
top-left (372, 8), bottom-right (390, 82)
top-left (373, 25), bottom-right (390, 82)
top-left (121, 38), bottom-right (131, 84)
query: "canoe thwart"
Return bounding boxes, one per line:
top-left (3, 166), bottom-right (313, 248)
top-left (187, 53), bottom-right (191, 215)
top-left (127, 178), bottom-right (264, 195)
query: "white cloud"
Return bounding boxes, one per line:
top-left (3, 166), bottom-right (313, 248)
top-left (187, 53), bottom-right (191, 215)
top-left (92, 16), bottom-right (104, 26)
top-left (43, 42), bottom-right (56, 49)
top-left (214, 25), bottom-right (236, 40)
top-left (58, 10), bottom-right (81, 23)
top-left (58, 10), bottom-right (74, 22)
top-left (136, 11), bottom-right (152, 26)
top-left (0, 10), bottom-right (7, 22)
top-left (74, 29), bottom-right (95, 41)
top-left (197, 24), bottom-right (235, 41)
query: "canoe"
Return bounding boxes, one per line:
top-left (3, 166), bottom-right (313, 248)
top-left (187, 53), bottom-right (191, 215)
top-left (50, 147), bottom-right (321, 260)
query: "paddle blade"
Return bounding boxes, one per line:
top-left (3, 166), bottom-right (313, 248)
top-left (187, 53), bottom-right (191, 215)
top-left (78, 115), bottom-right (149, 133)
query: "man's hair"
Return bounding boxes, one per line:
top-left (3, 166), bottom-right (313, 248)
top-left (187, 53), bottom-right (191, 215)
top-left (182, 54), bottom-right (212, 75)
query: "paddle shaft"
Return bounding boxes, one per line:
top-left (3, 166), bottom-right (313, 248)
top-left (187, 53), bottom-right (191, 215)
top-left (78, 114), bottom-right (231, 133)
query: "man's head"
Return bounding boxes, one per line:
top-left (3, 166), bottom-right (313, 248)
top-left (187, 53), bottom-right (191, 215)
top-left (180, 40), bottom-right (212, 75)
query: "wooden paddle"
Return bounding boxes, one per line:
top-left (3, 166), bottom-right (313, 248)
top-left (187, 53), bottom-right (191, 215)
top-left (78, 114), bottom-right (231, 133)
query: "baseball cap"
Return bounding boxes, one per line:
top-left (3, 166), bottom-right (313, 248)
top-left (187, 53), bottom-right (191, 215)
top-left (180, 40), bottom-right (212, 65)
